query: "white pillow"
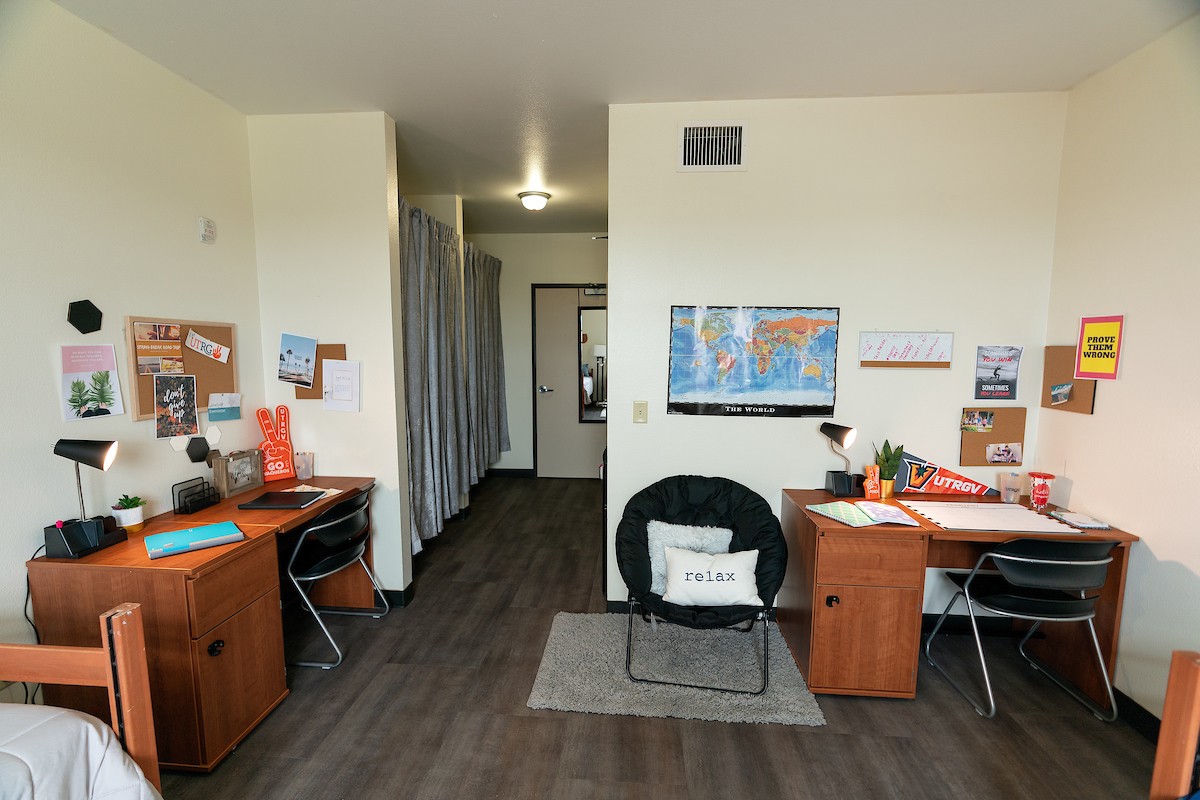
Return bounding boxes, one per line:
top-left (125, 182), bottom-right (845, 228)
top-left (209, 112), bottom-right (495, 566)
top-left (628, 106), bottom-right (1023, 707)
top-left (661, 547), bottom-right (763, 607)
top-left (645, 520), bottom-right (733, 596)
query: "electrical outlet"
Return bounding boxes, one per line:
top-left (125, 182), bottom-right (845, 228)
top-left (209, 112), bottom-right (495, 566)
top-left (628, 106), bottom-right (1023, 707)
top-left (633, 401), bottom-right (648, 423)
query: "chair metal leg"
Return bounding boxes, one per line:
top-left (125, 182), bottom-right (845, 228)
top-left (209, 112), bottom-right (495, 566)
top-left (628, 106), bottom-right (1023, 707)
top-left (289, 575), bottom-right (344, 669)
top-left (312, 558), bottom-right (391, 619)
top-left (625, 599), bottom-right (769, 695)
top-left (1017, 619), bottom-right (1119, 722)
top-left (923, 591), bottom-right (997, 718)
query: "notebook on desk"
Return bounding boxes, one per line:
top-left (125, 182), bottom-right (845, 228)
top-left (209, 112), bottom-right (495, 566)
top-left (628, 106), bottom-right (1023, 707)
top-left (237, 490), bottom-right (325, 510)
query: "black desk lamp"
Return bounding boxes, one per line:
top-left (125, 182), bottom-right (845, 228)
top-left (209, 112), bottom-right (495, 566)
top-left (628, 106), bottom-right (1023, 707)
top-left (820, 422), bottom-right (864, 497)
top-left (47, 438), bottom-right (127, 558)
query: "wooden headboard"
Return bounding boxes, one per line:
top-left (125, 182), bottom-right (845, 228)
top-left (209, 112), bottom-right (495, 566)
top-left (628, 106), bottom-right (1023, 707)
top-left (0, 603), bottom-right (160, 791)
top-left (1151, 650), bottom-right (1200, 800)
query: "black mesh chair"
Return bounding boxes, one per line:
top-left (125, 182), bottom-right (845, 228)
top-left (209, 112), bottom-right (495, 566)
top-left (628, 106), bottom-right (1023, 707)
top-left (924, 537), bottom-right (1119, 720)
top-left (615, 475), bottom-right (788, 694)
top-left (286, 490), bottom-right (389, 668)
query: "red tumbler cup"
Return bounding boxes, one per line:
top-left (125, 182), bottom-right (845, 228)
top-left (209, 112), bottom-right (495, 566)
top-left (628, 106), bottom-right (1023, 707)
top-left (1027, 471), bottom-right (1055, 512)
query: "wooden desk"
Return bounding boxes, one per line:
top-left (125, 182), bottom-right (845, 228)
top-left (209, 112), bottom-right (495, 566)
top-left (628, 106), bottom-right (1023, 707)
top-left (778, 489), bottom-right (1138, 707)
top-left (27, 476), bottom-right (374, 771)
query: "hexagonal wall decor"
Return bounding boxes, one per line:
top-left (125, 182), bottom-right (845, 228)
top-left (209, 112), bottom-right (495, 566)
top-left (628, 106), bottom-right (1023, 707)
top-left (67, 300), bottom-right (103, 334)
top-left (186, 437), bottom-right (211, 463)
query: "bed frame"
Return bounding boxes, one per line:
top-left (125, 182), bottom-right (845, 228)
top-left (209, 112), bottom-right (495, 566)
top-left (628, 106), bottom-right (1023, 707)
top-left (0, 603), bottom-right (160, 791)
top-left (1151, 650), bottom-right (1200, 800)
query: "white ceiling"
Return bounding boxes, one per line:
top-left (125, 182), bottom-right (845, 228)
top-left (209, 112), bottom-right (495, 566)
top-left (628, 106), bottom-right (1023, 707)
top-left (51, 0), bottom-right (1199, 234)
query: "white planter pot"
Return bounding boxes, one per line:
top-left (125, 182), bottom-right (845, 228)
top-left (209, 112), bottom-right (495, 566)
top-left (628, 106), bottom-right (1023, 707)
top-left (112, 506), bottom-right (145, 532)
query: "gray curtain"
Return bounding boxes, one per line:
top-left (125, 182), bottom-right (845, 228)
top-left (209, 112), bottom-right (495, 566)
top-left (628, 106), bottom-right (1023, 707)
top-left (399, 199), bottom-right (471, 553)
top-left (463, 242), bottom-right (511, 480)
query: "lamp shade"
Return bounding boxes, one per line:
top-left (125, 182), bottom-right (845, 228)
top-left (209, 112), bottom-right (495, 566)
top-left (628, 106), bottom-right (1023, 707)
top-left (593, 345), bottom-right (606, 359)
top-left (518, 191), bottom-right (550, 211)
top-left (54, 439), bottom-right (118, 471)
top-left (819, 423), bottom-right (856, 449)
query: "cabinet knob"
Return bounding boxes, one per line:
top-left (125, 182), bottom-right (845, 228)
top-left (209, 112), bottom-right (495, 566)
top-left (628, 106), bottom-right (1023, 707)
top-left (825, 595), bottom-right (840, 607)
top-left (207, 639), bottom-right (226, 657)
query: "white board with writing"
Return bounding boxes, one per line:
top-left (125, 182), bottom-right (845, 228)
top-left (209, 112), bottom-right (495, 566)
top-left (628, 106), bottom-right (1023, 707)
top-left (859, 332), bottom-right (954, 368)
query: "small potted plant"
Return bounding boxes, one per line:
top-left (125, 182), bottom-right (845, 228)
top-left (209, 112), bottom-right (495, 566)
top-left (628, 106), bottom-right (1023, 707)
top-left (111, 494), bottom-right (148, 533)
top-left (873, 440), bottom-right (905, 498)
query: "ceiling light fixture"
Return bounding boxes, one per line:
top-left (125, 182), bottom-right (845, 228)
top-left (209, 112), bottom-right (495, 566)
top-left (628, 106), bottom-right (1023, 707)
top-left (518, 191), bottom-right (550, 211)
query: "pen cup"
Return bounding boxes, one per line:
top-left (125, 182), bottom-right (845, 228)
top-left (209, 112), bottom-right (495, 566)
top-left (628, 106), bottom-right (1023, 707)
top-left (1000, 472), bottom-right (1021, 504)
top-left (295, 452), bottom-right (314, 481)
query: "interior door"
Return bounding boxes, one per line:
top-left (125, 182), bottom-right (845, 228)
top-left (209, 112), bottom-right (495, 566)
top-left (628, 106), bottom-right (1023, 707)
top-left (534, 287), bottom-right (606, 478)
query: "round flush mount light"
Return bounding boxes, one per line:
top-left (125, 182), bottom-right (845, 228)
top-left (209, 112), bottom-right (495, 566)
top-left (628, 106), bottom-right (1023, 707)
top-left (518, 191), bottom-right (550, 211)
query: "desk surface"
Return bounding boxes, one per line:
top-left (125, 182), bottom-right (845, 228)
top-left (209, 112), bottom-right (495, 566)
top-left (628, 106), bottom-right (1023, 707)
top-left (782, 489), bottom-right (1138, 545)
top-left (36, 476), bottom-right (374, 574)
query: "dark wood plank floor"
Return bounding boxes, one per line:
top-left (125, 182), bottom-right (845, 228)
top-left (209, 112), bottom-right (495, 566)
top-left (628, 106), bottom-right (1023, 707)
top-left (162, 476), bottom-right (1155, 799)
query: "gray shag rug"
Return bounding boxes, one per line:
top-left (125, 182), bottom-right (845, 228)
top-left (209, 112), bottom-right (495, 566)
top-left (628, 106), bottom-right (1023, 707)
top-left (527, 612), bottom-right (826, 726)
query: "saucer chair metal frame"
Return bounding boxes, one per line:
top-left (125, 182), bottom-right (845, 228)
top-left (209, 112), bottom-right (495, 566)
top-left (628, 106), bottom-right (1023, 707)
top-left (616, 474), bottom-right (788, 695)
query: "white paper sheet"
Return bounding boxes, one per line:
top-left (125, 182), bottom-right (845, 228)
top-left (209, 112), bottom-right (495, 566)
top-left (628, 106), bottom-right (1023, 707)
top-left (899, 501), bottom-right (1080, 534)
top-left (322, 359), bottom-right (361, 412)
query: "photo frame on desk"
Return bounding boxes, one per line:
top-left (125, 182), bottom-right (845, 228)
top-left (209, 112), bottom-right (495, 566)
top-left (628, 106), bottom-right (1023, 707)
top-left (211, 449), bottom-right (264, 499)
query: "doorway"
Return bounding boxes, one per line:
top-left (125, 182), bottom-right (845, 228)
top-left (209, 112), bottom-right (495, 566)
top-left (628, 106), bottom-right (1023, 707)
top-left (533, 285), bottom-right (607, 478)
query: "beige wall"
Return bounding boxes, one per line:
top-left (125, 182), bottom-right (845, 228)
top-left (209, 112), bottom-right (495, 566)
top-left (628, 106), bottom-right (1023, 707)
top-left (607, 92), bottom-right (1069, 606)
top-left (465, 233), bottom-right (609, 470)
top-left (248, 112), bottom-right (412, 591)
top-left (0, 0), bottom-right (265, 642)
top-left (1039, 16), bottom-right (1200, 716)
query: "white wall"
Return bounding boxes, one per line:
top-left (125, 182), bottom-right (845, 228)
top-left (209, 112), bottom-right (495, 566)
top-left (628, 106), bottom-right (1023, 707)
top-left (607, 93), bottom-right (1069, 601)
top-left (247, 112), bottom-right (412, 591)
top-left (1040, 16), bottom-right (1200, 716)
top-left (465, 233), bottom-right (609, 470)
top-left (0, 0), bottom-right (265, 644)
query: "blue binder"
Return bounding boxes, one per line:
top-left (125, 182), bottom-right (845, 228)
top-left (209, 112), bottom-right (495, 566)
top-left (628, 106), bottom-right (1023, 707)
top-left (144, 521), bottom-right (245, 559)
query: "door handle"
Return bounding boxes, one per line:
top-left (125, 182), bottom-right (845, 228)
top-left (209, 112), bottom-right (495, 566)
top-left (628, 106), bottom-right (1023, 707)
top-left (538, 385), bottom-right (555, 393)
top-left (825, 595), bottom-right (840, 607)
top-left (207, 639), bottom-right (225, 657)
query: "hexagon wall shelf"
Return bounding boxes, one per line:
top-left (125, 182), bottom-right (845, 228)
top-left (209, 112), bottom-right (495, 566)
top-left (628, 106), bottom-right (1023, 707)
top-left (67, 300), bottom-right (102, 334)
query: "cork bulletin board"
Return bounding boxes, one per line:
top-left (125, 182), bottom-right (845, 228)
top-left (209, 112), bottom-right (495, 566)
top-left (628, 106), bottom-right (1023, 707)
top-left (295, 343), bottom-right (347, 400)
top-left (125, 316), bottom-right (238, 421)
top-left (959, 406), bottom-right (1027, 467)
top-left (1041, 345), bottom-right (1096, 415)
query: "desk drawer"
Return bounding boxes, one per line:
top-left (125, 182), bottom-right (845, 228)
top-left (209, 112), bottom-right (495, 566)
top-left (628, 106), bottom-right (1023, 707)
top-left (816, 536), bottom-right (923, 587)
top-left (188, 536), bottom-right (278, 636)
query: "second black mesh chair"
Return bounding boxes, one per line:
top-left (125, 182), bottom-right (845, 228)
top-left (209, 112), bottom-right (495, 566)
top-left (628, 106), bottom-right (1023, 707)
top-left (286, 490), bottom-right (389, 668)
top-left (924, 537), bottom-right (1119, 721)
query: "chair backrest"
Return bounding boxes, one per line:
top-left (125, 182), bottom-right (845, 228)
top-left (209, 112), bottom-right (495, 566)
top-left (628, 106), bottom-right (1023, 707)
top-left (307, 490), bottom-right (371, 549)
top-left (616, 475), bottom-right (787, 612)
top-left (989, 538), bottom-right (1117, 591)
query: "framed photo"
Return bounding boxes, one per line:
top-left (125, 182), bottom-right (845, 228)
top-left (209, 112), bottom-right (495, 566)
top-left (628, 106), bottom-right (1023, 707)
top-left (212, 449), bottom-right (264, 499)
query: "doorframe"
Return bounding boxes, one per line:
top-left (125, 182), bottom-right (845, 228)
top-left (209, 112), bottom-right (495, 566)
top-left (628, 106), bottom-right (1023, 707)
top-left (530, 283), bottom-right (606, 477)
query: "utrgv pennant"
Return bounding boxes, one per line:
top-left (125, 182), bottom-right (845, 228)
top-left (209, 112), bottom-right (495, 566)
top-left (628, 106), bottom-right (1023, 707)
top-left (185, 329), bottom-right (231, 363)
top-left (895, 451), bottom-right (999, 496)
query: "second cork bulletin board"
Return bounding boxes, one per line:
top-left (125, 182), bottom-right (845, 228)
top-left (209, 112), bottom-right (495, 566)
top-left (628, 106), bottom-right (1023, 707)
top-left (125, 316), bottom-right (238, 421)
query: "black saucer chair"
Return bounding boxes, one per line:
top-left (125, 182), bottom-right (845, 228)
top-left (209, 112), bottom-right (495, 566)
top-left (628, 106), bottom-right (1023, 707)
top-left (615, 475), bottom-right (788, 694)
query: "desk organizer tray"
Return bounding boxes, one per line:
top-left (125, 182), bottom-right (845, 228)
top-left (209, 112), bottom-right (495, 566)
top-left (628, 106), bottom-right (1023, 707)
top-left (172, 477), bottom-right (219, 514)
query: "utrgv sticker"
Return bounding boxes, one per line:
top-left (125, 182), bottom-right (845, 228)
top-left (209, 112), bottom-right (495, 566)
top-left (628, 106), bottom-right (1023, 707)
top-left (185, 329), bottom-right (231, 363)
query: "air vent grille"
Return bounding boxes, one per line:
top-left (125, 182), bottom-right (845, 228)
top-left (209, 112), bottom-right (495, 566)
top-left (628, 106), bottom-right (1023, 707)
top-left (678, 123), bottom-right (746, 172)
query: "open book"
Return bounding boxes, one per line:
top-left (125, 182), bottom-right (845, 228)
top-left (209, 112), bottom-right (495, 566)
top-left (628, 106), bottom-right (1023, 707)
top-left (805, 500), bottom-right (921, 527)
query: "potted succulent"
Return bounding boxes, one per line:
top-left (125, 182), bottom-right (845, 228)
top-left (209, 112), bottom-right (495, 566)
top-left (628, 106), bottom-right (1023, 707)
top-left (873, 440), bottom-right (905, 498)
top-left (111, 494), bottom-right (147, 533)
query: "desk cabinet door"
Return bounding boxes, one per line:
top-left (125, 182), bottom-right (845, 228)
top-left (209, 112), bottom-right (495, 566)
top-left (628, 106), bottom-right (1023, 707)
top-left (193, 587), bottom-right (288, 762)
top-left (810, 584), bottom-right (920, 695)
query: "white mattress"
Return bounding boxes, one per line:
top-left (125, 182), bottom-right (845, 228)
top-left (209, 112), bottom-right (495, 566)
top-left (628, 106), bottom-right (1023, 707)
top-left (0, 705), bottom-right (162, 800)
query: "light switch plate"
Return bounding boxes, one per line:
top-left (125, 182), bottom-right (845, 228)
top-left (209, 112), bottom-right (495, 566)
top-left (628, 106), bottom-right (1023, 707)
top-left (633, 400), bottom-right (648, 423)
top-left (198, 216), bottom-right (216, 244)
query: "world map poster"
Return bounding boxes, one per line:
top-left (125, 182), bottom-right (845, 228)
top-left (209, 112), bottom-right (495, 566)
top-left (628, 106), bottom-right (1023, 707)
top-left (667, 306), bottom-right (839, 417)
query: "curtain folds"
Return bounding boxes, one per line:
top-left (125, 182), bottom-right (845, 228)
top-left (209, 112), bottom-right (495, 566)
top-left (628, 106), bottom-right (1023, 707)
top-left (399, 200), bottom-right (470, 553)
top-left (398, 200), bottom-right (510, 554)
top-left (463, 242), bottom-right (511, 481)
